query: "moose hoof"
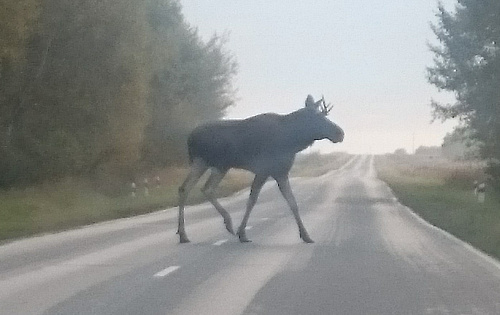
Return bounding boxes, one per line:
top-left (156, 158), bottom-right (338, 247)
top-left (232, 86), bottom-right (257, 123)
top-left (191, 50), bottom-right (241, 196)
top-left (239, 237), bottom-right (252, 243)
top-left (302, 237), bottom-right (315, 244)
top-left (300, 232), bottom-right (314, 244)
top-left (237, 232), bottom-right (252, 243)
top-left (224, 220), bottom-right (235, 235)
top-left (178, 232), bottom-right (191, 244)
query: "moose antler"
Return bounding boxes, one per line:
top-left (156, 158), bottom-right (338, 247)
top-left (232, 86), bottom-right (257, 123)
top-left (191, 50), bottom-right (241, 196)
top-left (319, 95), bottom-right (333, 115)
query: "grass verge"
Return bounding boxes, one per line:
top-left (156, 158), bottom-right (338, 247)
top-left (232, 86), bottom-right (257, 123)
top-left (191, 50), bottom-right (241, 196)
top-left (0, 152), bottom-right (350, 242)
top-left (375, 154), bottom-right (500, 259)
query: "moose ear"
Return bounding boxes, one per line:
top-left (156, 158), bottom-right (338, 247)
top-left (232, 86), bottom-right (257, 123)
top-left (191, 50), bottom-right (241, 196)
top-left (305, 95), bottom-right (316, 109)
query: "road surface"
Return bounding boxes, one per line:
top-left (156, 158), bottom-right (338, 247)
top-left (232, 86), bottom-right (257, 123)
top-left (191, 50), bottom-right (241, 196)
top-left (1, 155), bottom-right (500, 314)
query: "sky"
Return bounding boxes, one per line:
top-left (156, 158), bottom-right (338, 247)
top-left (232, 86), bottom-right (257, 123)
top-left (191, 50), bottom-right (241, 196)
top-left (180, 0), bottom-right (457, 154)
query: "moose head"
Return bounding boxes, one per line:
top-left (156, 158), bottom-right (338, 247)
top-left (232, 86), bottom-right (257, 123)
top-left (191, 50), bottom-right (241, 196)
top-left (303, 95), bottom-right (344, 143)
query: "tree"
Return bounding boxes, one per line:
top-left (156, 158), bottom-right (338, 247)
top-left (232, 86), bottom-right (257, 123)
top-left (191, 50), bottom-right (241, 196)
top-left (441, 127), bottom-right (480, 160)
top-left (394, 148), bottom-right (408, 155)
top-left (428, 0), bottom-right (500, 189)
top-left (414, 146), bottom-right (442, 157)
top-left (143, 0), bottom-right (237, 166)
top-left (19, 0), bottom-right (153, 179)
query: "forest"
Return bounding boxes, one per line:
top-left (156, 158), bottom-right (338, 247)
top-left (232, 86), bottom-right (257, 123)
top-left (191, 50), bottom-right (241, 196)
top-left (0, 0), bottom-right (237, 188)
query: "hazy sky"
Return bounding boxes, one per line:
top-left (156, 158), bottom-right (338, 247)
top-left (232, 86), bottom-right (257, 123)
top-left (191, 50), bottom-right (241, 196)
top-left (180, 0), bottom-right (457, 154)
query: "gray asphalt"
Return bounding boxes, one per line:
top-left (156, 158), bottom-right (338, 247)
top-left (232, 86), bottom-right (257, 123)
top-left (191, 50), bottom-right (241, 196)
top-left (1, 155), bottom-right (500, 315)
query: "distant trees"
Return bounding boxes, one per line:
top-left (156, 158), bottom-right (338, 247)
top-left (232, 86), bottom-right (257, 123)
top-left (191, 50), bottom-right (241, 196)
top-left (394, 148), bottom-right (408, 155)
top-left (428, 0), bottom-right (500, 189)
top-left (414, 146), bottom-right (442, 157)
top-left (0, 0), bottom-right (237, 188)
top-left (441, 128), bottom-right (480, 160)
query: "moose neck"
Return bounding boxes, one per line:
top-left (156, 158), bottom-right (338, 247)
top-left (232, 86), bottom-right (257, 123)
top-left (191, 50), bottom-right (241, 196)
top-left (280, 109), bottom-right (321, 153)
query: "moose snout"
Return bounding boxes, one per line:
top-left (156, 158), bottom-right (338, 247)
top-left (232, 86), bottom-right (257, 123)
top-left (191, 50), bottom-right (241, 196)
top-left (338, 128), bottom-right (345, 142)
top-left (329, 125), bottom-right (344, 143)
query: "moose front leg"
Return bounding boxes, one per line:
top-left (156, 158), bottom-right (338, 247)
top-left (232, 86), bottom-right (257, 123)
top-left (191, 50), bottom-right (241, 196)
top-left (238, 175), bottom-right (267, 242)
top-left (201, 168), bottom-right (235, 235)
top-left (275, 176), bottom-right (314, 243)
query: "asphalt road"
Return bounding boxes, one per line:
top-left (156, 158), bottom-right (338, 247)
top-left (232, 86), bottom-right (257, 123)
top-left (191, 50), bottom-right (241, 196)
top-left (1, 155), bottom-right (500, 315)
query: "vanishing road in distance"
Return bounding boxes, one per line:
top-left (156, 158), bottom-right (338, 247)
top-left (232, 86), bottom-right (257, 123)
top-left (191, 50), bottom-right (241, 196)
top-left (1, 155), bottom-right (500, 314)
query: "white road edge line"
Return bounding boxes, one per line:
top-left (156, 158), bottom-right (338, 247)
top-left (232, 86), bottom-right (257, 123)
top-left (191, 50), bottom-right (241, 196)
top-left (154, 265), bottom-right (180, 278)
top-left (213, 239), bottom-right (228, 246)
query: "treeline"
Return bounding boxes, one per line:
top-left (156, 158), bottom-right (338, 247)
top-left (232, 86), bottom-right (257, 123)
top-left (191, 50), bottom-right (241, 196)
top-left (0, 0), bottom-right (237, 188)
top-left (428, 0), bottom-right (500, 190)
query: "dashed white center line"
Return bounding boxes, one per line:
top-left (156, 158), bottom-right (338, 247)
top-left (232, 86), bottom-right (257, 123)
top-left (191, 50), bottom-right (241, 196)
top-left (245, 226), bottom-right (253, 230)
top-left (260, 218), bottom-right (270, 221)
top-left (213, 239), bottom-right (228, 246)
top-left (154, 266), bottom-right (180, 278)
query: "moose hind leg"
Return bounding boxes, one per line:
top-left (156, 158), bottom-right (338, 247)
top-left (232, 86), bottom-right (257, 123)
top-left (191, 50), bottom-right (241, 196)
top-left (178, 159), bottom-right (208, 243)
top-left (201, 168), bottom-right (234, 235)
top-left (275, 176), bottom-right (314, 243)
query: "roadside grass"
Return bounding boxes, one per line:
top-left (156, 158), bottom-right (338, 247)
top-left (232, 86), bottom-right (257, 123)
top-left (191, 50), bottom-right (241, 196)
top-left (0, 152), bottom-right (350, 242)
top-left (375, 154), bottom-right (500, 259)
top-left (0, 169), bottom-right (253, 242)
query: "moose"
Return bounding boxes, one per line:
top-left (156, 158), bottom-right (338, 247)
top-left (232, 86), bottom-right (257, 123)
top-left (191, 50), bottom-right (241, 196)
top-left (177, 95), bottom-right (344, 243)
